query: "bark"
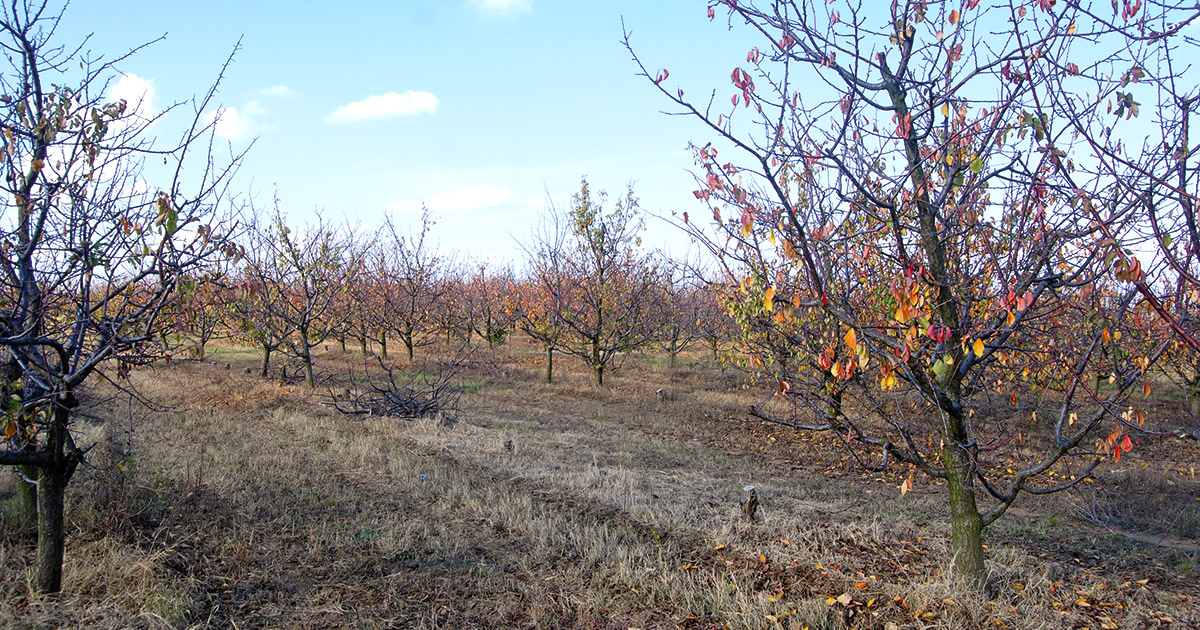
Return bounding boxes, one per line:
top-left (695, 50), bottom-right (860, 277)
top-left (259, 344), bottom-right (272, 377)
top-left (15, 465), bottom-right (37, 533)
top-left (300, 335), bottom-right (315, 388)
top-left (545, 345), bottom-right (554, 384)
top-left (942, 414), bottom-right (988, 592)
top-left (403, 330), bottom-right (414, 361)
top-left (591, 338), bottom-right (603, 386)
top-left (668, 336), bottom-right (678, 369)
top-left (35, 463), bottom-right (65, 593)
top-left (378, 331), bottom-right (388, 359)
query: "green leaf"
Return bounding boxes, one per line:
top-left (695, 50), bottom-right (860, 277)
top-left (969, 157), bottom-right (983, 174)
top-left (931, 358), bottom-right (947, 376)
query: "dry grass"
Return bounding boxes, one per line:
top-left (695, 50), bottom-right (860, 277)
top-left (0, 336), bottom-right (1197, 628)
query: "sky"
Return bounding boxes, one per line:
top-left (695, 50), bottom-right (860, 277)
top-left (55, 0), bottom-right (757, 265)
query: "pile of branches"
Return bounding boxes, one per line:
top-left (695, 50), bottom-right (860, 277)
top-left (327, 352), bottom-right (466, 420)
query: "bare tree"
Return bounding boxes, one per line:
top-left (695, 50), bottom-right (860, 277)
top-left (0, 2), bottom-right (244, 592)
top-left (378, 208), bottom-right (448, 361)
top-left (525, 178), bottom-right (661, 386)
top-left (240, 203), bottom-right (360, 387)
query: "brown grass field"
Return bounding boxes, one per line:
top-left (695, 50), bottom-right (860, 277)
top-left (2, 336), bottom-right (1198, 629)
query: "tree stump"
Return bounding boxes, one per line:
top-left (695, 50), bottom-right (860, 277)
top-left (740, 485), bottom-right (759, 521)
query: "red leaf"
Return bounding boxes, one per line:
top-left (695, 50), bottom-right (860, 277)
top-left (1120, 435), bottom-right (1133, 452)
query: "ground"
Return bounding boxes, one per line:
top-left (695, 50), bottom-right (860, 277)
top-left (1, 337), bottom-right (1198, 629)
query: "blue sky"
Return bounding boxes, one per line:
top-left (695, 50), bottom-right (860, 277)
top-left (58, 0), bottom-right (754, 264)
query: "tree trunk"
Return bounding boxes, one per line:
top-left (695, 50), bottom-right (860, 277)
top-left (1189, 360), bottom-right (1200, 421)
top-left (339, 334), bottom-right (347, 353)
top-left (545, 345), bottom-right (554, 384)
top-left (259, 344), bottom-right (272, 377)
top-left (668, 336), bottom-right (678, 370)
top-left (15, 465), bottom-right (38, 533)
top-left (1191, 379), bottom-right (1200, 423)
top-left (591, 338), bottom-right (603, 386)
top-left (943, 429), bottom-right (987, 592)
top-left (301, 340), bottom-right (315, 388)
top-left (710, 337), bottom-right (719, 362)
top-left (378, 331), bottom-right (388, 359)
top-left (404, 331), bottom-right (414, 361)
top-left (35, 461), bottom-right (65, 594)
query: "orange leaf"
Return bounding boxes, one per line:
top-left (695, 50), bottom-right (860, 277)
top-left (764, 286), bottom-right (776, 312)
top-left (855, 581), bottom-right (869, 589)
top-left (1120, 435), bottom-right (1133, 452)
top-left (949, 9), bottom-right (960, 24)
top-left (1143, 381), bottom-right (1151, 397)
top-left (844, 327), bottom-right (858, 351)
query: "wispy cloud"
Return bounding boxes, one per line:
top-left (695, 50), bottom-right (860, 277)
top-left (204, 106), bottom-right (253, 141)
top-left (469, 0), bottom-right (532, 15)
top-left (108, 73), bottom-right (156, 121)
top-left (389, 185), bottom-right (512, 213)
top-left (258, 84), bottom-right (294, 97)
top-left (325, 91), bottom-right (438, 124)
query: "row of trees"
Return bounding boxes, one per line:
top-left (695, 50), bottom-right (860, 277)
top-left (174, 178), bottom-right (736, 389)
top-left (627, 0), bottom-right (1200, 593)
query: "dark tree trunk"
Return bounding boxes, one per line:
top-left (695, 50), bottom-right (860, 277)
top-left (545, 345), bottom-right (554, 384)
top-left (35, 463), bottom-right (65, 594)
top-left (378, 331), bottom-right (388, 359)
top-left (15, 465), bottom-right (37, 533)
top-left (942, 412), bottom-right (987, 592)
top-left (591, 338), bottom-right (603, 386)
top-left (259, 344), bottom-right (272, 377)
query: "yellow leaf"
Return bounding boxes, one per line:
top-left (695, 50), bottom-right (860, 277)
top-left (3, 421), bottom-right (14, 439)
top-left (972, 338), bottom-right (985, 357)
top-left (1067, 23), bottom-right (1077, 35)
top-left (764, 286), bottom-right (776, 312)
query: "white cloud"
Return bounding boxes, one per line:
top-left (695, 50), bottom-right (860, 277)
top-left (108, 73), bottom-right (156, 121)
top-left (258, 84), bottom-right (294, 97)
top-left (469, 0), bottom-right (532, 15)
top-left (389, 185), bottom-right (512, 214)
top-left (325, 91), bottom-right (438, 124)
top-left (243, 100), bottom-right (268, 117)
top-left (204, 106), bottom-right (253, 141)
